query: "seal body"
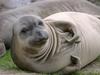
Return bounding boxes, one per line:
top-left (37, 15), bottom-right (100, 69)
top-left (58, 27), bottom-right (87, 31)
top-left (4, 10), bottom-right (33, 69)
top-left (0, 0), bottom-right (45, 12)
top-left (0, 0), bottom-right (32, 12)
top-left (44, 12), bottom-right (100, 69)
top-left (11, 12), bottom-right (100, 74)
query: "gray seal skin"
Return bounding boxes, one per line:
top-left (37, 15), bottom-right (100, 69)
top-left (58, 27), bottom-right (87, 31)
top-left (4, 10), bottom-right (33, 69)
top-left (0, 0), bottom-right (31, 12)
top-left (0, 0), bottom-right (44, 13)
top-left (0, 0), bottom-right (100, 57)
top-left (11, 12), bottom-right (100, 74)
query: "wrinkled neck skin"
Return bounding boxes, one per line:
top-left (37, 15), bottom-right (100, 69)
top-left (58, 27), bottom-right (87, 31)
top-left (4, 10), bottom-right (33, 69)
top-left (11, 22), bottom-right (75, 73)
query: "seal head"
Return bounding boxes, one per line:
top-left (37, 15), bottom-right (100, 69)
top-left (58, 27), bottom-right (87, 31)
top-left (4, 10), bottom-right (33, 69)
top-left (13, 15), bottom-right (48, 49)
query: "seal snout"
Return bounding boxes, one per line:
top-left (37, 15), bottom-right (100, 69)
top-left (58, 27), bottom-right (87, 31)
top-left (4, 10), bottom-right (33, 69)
top-left (36, 30), bottom-right (48, 41)
top-left (29, 30), bottom-right (48, 46)
top-left (34, 30), bottom-right (48, 44)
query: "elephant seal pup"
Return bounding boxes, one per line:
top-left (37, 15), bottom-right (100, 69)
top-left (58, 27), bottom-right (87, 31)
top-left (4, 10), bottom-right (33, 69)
top-left (1, 0), bottom-right (100, 57)
top-left (11, 12), bottom-right (100, 74)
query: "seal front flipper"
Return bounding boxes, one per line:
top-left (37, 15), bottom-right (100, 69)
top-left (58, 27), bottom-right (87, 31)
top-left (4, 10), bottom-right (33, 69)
top-left (46, 20), bottom-right (80, 44)
top-left (62, 55), bottom-right (81, 74)
top-left (64, 32), bottom-right (80, 44)
top-left (0, 39), bottom-right (6, 57)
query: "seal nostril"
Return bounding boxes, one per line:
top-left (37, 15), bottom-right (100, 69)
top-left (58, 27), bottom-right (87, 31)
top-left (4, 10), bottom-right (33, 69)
top-left (41, 32), bottom-right (48, 40)
top-left (39, 35), bottom-right (48, 42)
top-left (36, 30), bottom-right (48, 41)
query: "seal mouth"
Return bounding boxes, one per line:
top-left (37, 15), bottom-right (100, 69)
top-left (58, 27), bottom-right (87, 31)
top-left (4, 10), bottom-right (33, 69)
top-left (29, 37), bottom-right (48, 47)
top-left (34, 39), bottom-right (48, 45)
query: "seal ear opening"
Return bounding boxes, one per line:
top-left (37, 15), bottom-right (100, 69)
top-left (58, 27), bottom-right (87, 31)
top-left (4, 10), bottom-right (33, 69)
top-left (47, 20), bottom-right (80, 44)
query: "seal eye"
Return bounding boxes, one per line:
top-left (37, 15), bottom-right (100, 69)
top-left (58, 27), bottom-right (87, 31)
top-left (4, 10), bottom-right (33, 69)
top-left (21, 28), bottom-right (30, 34)
top-left (38, 21), bottom-right (43, 26)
